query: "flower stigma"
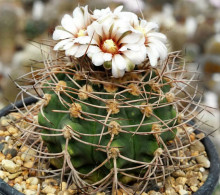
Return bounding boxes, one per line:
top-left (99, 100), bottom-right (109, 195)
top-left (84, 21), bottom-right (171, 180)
top-left (102, 39), bottom-right (118, 54)
top-left (135, 26), bottom-right (146, 35)
top-left (77, 29), bottom-right (87, 37)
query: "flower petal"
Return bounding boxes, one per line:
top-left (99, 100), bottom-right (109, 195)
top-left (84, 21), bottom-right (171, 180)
top-left (88, 46), bottom-right (102, 54)
top-left (119, 31), bottom-right (143, 44)
top-left (148, 38), bottom-right (167, 60)
top-left (146, 46), bottom-right (159, 67)
top-left (92, 52), bottom-right (105, 66)
top-left (54, 39), bottom-right (72, 50)
top-left (114, 6), bottom-right (123, 14)
top-left (75, 45), bottom-right (88, 57)
top-left (74, 36), bottom-right (92, 44)
top-left (53, 29), bottom-right (72, 40)
top-left (144, 22), bottom-right (159, 33)
top-left (61, 14), bottom-right (77, 34)
top-left (114, 54), bottom-right (126, 70)
top-left (148, 32), bottom-right (167, 42)
top-left (112, 56), bottom-right (125, 78)
top-left (65, 45), bottom-right (78, 56)
top-left (123, 46), bottom-right (146, 64)
top-left (103, 53), bottom-right (112, 61)
top-left (63, 41), bottom-right (74, 50)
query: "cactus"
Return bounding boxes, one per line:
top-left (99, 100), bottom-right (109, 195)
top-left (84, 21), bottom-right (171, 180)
top-left (15, 5), bottom-right (205, 194)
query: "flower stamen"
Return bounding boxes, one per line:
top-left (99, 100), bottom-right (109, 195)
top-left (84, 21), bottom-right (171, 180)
top-left (102, 39), bottom-right (118, 54)
top-left (77, 29), bottom-right (87, 37)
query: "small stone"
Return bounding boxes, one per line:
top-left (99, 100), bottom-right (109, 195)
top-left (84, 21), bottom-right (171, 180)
top-left (196, 155), bottom-right (210, 168)
top-left (28, 184), bottom-right (38, 190)
top-left (68, 183), bottom-right (77, 194)
top-left (148, 191), bottom-right (162, 195)
top-left (4, 131), bottom-right (10, 136)
top-left (196, 133), bottom-right (205, 139)
top-left (21, 148), bottom-right (36, 162)
top-left (14, 183), bottom-right (23, 192)
top-left (14, 176), bottom-right (23, 184)
top-left (9, 112), bottom-right (22, 121)
top-left (1, 159), bottom-right (21, 173)
top-left (4, 177), bottom-right (9, 183)
top-left (172, 170), bottom-right (186, 177)
top-left (21, 181), bottom-right (27, 190)
top-left (43, 178), bottom-right (59, 186)
top-left (0, 170), bottom-right (7, 179)
top-left (58, 191), bottom-right (72, 195)
top-left (165, 187), bottom-right (178, 195)
top-left (24, 189), bottom-right (37, 195)
top-left (190, 141), bottom-right (205, 153)
top-left (15, 159), bottom-right (23, 166)
top-left (175, 185), bottom-right (189, 195)
top-left (201, 172), bottom-right (208, 182)
top-left (22, 170), bottom-right (29, 179)
top-left (165, 177), bottom-right (175, 188)
top-left (0, 130), bottom-right (4, 136)
top-left (176, 177), bottom-right (187, 186)
top-left (186, 177), bottom-right (199, 187)
top-left (199, 167), bottom-right (205, 173)
top-left (0, 117), bottom-right (10, 126)
top-left (61, 182), bottom-right (67, 191)
top-left (0, 152), bottom-right (5, 162)
top-left (41, 185), bottom-right (57, 194)
top-left (4, 148), bottom-right (18, 158)
top-left (5, 136), bottom-right (10, 142)
top-left (7, 126), bottom-right (18, 135)
top-left (23, 161), bottom-right (34, 168)
top-left (26, 177), bottom-right (39, 185)
top-left (8, 171), bottom-right (22, 179)
top-left (190, 186), bottom-right (198, 192)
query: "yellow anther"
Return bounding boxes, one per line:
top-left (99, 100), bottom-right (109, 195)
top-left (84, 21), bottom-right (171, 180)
top-left (165, 92), bottom-right (175, 103)
top-left (128, 84), bottom-right (141, 96)
top-left (108, 121), bottom-right (121, 135)
top-left (77, 29), bottom-right (87, 37)
top-left (69, 103), bottom-right (82, 118)
top-left (102, 39), bottom-right (118, 54)
top-left (106, 100), bottom-right (120, 114)
top-left (135, 26), bottom-right (146, 35)
top-left (140, 103), bottom-right (153, 117)
top-left (56, 81), bottom-right (67, 92)
top-left (78, 85), bottom-right (93, 100)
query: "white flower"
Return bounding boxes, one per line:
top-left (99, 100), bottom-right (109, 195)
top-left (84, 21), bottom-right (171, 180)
top-left (93, 6), bottom-right (137, 30)
top-left (86, 21), bottom-right (146, 78)
top-left (53, 6), bottom-right (93, 57)
top-left (93, 6), bottom-right (123, 21)
top-left (132, 18), bottom-right (168, 67)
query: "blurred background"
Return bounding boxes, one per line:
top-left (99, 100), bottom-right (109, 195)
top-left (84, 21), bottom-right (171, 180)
top-left (0, 0), bottom-right (220, 181)
top-left (0, 0), bottom-right (220, 193)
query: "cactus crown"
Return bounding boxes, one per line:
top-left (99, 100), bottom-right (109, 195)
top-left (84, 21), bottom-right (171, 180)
top-left (13, 5), bottom-right (207, 194)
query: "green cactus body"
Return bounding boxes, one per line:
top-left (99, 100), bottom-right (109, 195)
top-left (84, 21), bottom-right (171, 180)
top-left (38, 68), bottom-right (177, 183)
